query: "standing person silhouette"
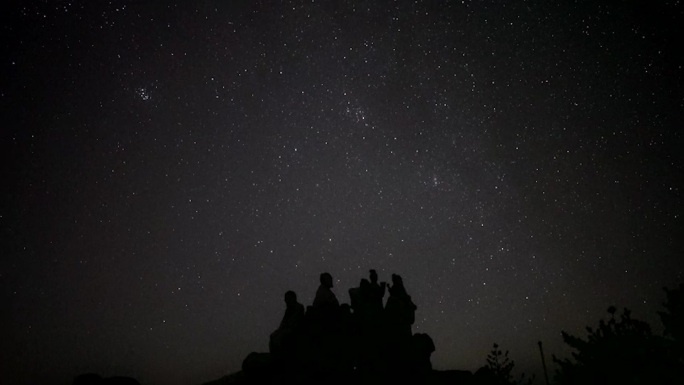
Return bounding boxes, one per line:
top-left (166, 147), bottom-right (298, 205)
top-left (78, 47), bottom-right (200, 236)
top-left (385, 274), bottom-right (416, 339)
top-left (368, 269), bottom-right (386, 313)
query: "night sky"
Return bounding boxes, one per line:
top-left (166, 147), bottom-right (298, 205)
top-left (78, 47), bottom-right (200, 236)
top-left (2, 1), bottom-right (683, 384)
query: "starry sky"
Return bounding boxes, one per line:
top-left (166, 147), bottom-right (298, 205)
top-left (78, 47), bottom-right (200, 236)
top-left (2, 1), bottom-right (683, 384)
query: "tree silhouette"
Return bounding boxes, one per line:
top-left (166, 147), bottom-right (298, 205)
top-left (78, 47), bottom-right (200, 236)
top-left (659, 283), bottom-right (684, 377)
top-left (553, 306), bottom-right (676, 385)
top-left (660, 284), bottom-right (684, 344)
top-left (487, 343), bottom-right (515, 382)
top-left (475, 343), bottom-right (532, 385)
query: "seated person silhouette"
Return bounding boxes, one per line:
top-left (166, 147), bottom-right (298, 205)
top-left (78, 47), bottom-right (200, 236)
top-left (313, 272), bottom-right (339, 309)
top-left (269, 290), bottom-right (305, 355)
top-left (308, 272), bottom-right (340, 337)
top-left (305, 272), bottom-right (342, 367)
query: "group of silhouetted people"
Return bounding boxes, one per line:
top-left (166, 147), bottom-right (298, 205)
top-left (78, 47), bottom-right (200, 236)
top-left (73, 271), bottom-right (435, 385)
top-left (264, 270), bottom-right (433, 380)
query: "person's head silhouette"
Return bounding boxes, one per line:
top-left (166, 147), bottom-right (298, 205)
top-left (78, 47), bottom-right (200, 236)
top-left (320, 272), bottom-right (333, 288)
top-left (370, 269), bottom-right (378, 283)
top-left (284, 290), bottom-right (297, 306)
top-left (392, 273), bottom-right (403, 287)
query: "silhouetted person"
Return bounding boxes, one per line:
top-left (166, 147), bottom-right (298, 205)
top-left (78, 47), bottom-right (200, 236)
top-left (306, 272), bottom-right (343, 372)
top-left (349, 276), bottom-right (380, 372)
top-left (368, 269), bottom-right (386, 312)
top-left (362, 270), bottom-right (388, 369)
top-left (349, 278), bottom-right (371, 318)
top-left (270, 290), bottom-right (305, 355)
top-left (313, 272), bottom-right (339, 309)
top-left (280, 291), bottom-right (305, 329)
top-left (385, 274), bottom-right (417, 340)
top-left (367, 269), bottom-right (386, 334)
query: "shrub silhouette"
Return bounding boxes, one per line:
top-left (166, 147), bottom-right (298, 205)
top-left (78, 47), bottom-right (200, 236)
top-left (659, 283), bottom-right (684, 379)
top-left (660, 284), bottom-right (684, 348)
top-left (553, 306), bottom-right (676, 385)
